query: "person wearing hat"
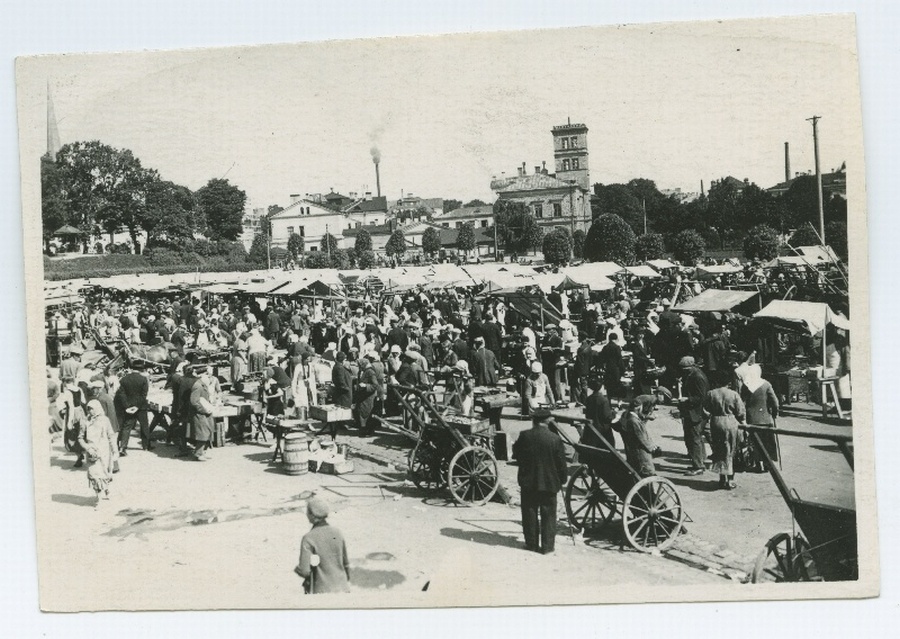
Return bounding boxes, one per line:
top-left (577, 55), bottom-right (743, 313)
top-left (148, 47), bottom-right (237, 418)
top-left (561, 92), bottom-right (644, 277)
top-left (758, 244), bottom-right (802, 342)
top-left (354, 356), bottom-right (380, 435)
top-left (581, 376), bottom-right (617, 452)
top-left (449, 360), bottom-right (476, 416)
top-left (57, 377), bottom-right (87, 467)
top-left (512, 408), bottom-right (568, 554)
top-left (678, 356), bottom-right (710, 475)
top-left (571, 335), bottom-right (595, 406)
top-left (525, 361), bottom-right (555, 412)
top-left (540, 324), bottom-right (565, 405)
top-left (296, 496), bottom-right (350, 594)
top-left (451, 327), bottom-right (471, 369)
top-left (59, 346), bottom-right (82, 383)
top-left (188, 366), bottom-right (216, 461)
top-left (702, 375), bottom-right (746, 490)
top-left (331, 352), bottom-right (354, 410)
top-left (471, 336), bottom-right (500, 387)
top-left (597, 331), bottom-right (626, 399)
top-left (619, 395), bottom-right (662, 478)
top-left (114, 367), bottom-right (151, 454)
top-left (79, 399), bottom-right (119, 507)
top-left (88, 379), bottom-right (119, 446)
top-left (657, 299), bottom-right (681, 332)
top-left (246, 327), bottom-right (268, 373)
top-left (386, 317), bottom-right (409, 353)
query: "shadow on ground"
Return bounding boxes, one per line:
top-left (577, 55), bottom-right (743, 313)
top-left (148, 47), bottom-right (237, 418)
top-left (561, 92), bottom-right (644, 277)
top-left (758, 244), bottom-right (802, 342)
top-left (52, 493), bottom-right (96, 507)
top-left (440, 526), bottom-right (522, 550)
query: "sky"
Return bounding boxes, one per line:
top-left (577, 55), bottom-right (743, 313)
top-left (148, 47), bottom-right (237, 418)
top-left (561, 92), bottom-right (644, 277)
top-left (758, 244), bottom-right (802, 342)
top-left (19, 16), bottom-right (861, 213)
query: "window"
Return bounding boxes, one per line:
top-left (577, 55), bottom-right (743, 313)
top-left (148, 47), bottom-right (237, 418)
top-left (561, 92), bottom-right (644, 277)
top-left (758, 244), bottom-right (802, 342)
top-left (553, 203), bottom-right (562, 218)
top-left (533, 204), bottom-right (543, 219)
top-left (563, 159), bottom-right (570, 171)
top-left (356, 222), bottom-right (361, 228)
top-left (561, 138), bottom-right (569, 150)
top-left (310, 246), bottom-right (317, 252)
top-left (298, 226), bottom-right (305, 237)
top-left (287, 226), bottom-right (294, 235)
top-left (572, 158), bottom-right (579, 170)
top-left (570, 136), bottom-right (577, 148)
top-left (442, 223), bottom-right (449, 228)
top-left (481, 220), bottom-right (488, 228)
top-left (456, 221), bottom-right (462, 228)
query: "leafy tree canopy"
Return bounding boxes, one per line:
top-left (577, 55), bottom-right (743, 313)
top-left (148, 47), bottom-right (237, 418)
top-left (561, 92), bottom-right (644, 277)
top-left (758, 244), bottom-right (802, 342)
top-left (670, 229), bottom-right (706, 265)
top-left (422, 226), bottom-right (442, 255)
top-left (742, 224), bottom-right (781, 261)
top-left (635, 233), bottom-right (666, 262)
top-left (196, 178), bottom-right (247, 242)
top-left (456, 222), bottom-right (476, 252)
top-left (583, 213), bottom-right (636, 264)
top-left (385, 229), bottom-right (406, 256)
top-left (542, 227), bottom-right (572, 266)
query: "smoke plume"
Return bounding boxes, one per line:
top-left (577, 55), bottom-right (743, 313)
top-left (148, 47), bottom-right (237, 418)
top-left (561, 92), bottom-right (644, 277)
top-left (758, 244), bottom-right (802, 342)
top-left (370, 146), bottom-right (381, 164)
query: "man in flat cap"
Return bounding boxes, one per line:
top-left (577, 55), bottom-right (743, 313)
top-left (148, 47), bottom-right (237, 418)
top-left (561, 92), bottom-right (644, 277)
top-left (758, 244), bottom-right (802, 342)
top-left (512, 408), bottom-right (568, 554)
top-left (678, 356), bottom-right (709, 475)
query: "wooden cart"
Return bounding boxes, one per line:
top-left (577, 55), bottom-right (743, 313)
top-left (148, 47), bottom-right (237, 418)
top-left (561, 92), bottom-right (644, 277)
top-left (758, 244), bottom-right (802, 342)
top-left (744, 425), bottom-right (857, 582)
top-left (551, 412), bottom-right (686, 552)
top-left (396, 385), bottom-right (501, 506)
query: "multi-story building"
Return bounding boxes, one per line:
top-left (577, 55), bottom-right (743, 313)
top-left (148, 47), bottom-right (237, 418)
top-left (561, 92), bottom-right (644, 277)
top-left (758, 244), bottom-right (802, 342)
top-left (432, 204), bottom-right (495, 229)
top-left (490, 121), bottom-right (592, 233)
top-left (268, 193), bottom-right (388, 251)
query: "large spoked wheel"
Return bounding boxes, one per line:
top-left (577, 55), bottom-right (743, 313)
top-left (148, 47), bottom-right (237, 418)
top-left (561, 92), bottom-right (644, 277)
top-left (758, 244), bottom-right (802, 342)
top-left (447, 445), bottom-right (499, 506)
top-left (751, 533), bottom-right (819, 583)
top-left (622, 476), bottom-right (684, 552)
top-left (407, 439), bottom-right (446, 490)
top-left (564, 464), bottom-right (619, 535)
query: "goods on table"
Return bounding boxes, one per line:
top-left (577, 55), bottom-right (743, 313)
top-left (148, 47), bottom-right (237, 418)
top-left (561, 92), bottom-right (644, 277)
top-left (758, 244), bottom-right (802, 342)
top-left (443, 415), bottom-right (492, 436)
top-left (309, 404), bottom-right (353, 423)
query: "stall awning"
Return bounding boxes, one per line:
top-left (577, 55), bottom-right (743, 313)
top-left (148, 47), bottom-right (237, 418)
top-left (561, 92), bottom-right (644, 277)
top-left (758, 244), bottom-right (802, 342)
top-left (695, 264), bottom-right (743, 279)
top-left (647, 259), bottom-right (677, 270)
top-left (624, 265), bottom-right (662, 279)
top-left (232, 280), bottom-right (290, 295)
top-left (559, 265), bottom-right (618, 291)
top-left (674, 289), bottom-right (759, 313)
top-left (753, 300), bottom-right (850, 335)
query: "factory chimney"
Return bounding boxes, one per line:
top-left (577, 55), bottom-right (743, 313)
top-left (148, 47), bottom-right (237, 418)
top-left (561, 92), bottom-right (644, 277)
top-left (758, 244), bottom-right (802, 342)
top-left (784, 142), bottom-right (791, 183)
top-left (371, 146), bottom-right (382, 198)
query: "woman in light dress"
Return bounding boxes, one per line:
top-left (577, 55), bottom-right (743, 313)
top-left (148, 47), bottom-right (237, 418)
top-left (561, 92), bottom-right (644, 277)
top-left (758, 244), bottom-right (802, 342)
top-left (78, 400), bottom-right (119, 507)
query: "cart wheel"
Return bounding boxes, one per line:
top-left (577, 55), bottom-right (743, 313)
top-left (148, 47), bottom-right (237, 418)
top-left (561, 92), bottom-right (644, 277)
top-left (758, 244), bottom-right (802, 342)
top-left (751, 533), bottom-right (819, 583)
top-left (447, 445), bottom-right (499, 506)
top-left (565, 464), bottom-right (618, 534)
top-left (622, 476), bottom-right (684, 552)
top-left (407, 439), bottom-right (446, 490)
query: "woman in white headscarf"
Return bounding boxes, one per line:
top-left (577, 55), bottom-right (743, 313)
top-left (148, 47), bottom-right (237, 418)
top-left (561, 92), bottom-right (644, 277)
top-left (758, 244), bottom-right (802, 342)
top-left (740, 364), bottom-right (780, 463)
top-left (525, 361), bottom-right (555, 411)
top-left (78, 399), bottom-right (118, 506)
top-left (450, 360), bottom-right (475, 416)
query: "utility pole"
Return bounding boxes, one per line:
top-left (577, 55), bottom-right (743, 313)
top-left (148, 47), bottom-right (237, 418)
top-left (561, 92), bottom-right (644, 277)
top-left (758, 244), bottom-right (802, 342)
top-left (266, 219), bottom-right (271, 270)
top-left (326, 223), bottom-right (332, 263)
top-left (493, 222), bottom-right (499, 262)
top-left (642, 198), bottom-right (647, 235)
top-left (807, 115), bottom-right (825, 245)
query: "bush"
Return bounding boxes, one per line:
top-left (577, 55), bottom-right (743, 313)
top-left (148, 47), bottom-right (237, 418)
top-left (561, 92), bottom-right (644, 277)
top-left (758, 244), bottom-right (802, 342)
top-left (357, 249), bottom-right (376, 270)
top-left (542, 227), bottom-right (572, 266)
top-left (743, 224), bottom-right (780, 261)
top-left (669, 229), bottom-right (706, 265)
top-left (825, 221), bottom-right (848, 261)
top-left (105, 242), bottom-right (132, 254)
top-left (635, 233), bottom-right (665, 261)
top-left (584, 213), bottom-right (636, 264)
top-left (304, 251), bottom-right (330, 269)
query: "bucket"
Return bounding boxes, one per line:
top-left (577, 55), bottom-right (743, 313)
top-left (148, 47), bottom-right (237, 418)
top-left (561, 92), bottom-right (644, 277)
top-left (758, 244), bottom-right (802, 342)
top-left (283, 433), bottom-right (309, 475)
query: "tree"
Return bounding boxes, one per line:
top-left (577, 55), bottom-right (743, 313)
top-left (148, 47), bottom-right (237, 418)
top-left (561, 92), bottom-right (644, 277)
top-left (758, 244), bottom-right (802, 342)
top-left (583, 213), bottom-right (636, 264)
top-left (54, 141), bottom-right (154, 250)
top-left (788, 224), bottom-right (821, 247)
top-left (40, 154), bottom-right (68, 251)
top-left (592, 183), bottom-right (644, 233)
top-left (464, 199), bottom-right (489, 207)
top-left (287, 233), bottom-right (305, 260)
top-left (443, 199), bottom-right (463, 214)
top-left (330, 249), bottom-right (352, 269)
top-left (742, 224), bottom-right (781, 261)
top-left (248, 230), bottom-right (269, 266)
top-left (143, 178), bottom-right (197, 250)
top-left (494, 200), bottom-right (533, 255)
top-left (354, 228), bottom-right (372, 254)
top-left (320, 232), bottom-right (339, 255)
top-left (456, 222), bottom-right (476, 255)
top-left (196, 178), bottom-right (247, 241)
top-left (357, 249), bottom-right (376, 270)
top-left (635, 233), bottom-right (666, 262)
top-left (825, 221), bottom-right (848, 261)
top-left (542, 227), bottom-right (572, 265)
top-left (385, 229), bottom-right (406, 257)
top-left (670, 229), bottom-right (706, 265)
top-left (422, 226), bottom-right (442, 256)
top-left (705, 179), bottom-right (741, 249)
top-left (572, 229), bottom-right (586, 260)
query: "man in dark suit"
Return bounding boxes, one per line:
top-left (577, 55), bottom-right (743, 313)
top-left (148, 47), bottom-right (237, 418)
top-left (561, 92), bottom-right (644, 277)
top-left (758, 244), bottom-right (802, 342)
top-left (512, 409), bottom-right (568, 554)
top-left (471, 337), bottom-right (500, 387)
top-left (331, 352), bottom-right (354, 409)
top-left (114, 367), bottom-right (151, 454)
top-left (598, 333), bottom-right (625, 399)
top-left (386, 318), bottom-right (409, 352)
top-left (678, 356), bottom-right (709, 475)
top-left (480, 314), bottom-right (504, 365)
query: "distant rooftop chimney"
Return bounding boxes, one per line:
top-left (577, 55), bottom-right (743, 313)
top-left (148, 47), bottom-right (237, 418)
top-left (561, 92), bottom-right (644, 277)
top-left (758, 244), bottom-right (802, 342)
top-left (290, 194), bottom-right (301, 204)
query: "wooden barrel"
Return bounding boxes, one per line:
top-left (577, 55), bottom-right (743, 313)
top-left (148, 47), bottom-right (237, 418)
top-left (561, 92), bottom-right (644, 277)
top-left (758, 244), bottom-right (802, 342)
top-left (283, 433), bottom-right (309, 475)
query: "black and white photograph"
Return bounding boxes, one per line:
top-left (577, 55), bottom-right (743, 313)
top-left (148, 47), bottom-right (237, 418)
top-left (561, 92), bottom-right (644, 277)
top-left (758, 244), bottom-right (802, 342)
top-left (13, 10), bottom-right (877, 614)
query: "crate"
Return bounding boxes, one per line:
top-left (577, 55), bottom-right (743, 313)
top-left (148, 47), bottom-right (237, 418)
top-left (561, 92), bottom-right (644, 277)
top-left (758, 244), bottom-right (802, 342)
top-left (444, 415), bottom-right (493, 436)
top-left (309, 404), bottom-right (353, 423)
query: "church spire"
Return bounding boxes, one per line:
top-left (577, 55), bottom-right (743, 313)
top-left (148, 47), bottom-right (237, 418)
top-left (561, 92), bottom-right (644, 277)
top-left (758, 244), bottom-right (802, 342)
top-left (46, 81), bottom-right (61, 159)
